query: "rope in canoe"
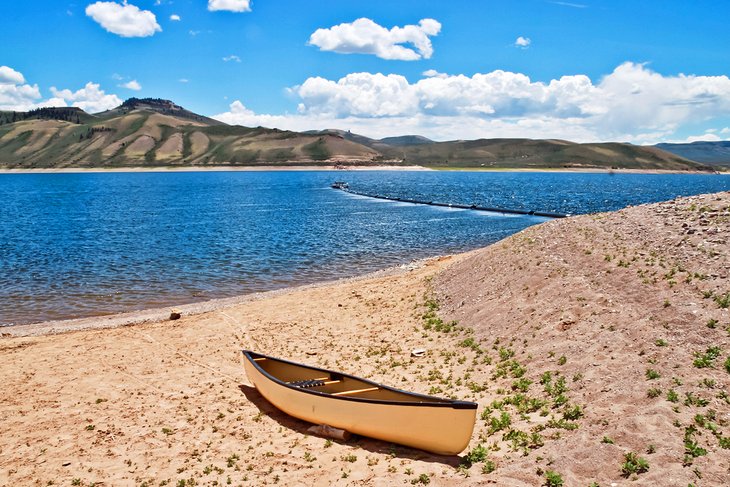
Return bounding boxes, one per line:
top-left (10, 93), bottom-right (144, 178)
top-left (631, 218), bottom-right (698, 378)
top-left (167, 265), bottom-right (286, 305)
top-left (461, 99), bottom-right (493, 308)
top-left (218, 310), bottom-right (259, 386)
top-left (128, 328), bottom-right (241, 384)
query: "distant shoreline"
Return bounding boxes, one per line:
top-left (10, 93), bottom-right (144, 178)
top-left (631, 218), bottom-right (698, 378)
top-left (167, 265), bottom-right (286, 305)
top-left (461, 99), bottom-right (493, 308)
top-left (0, 165), bottom-right (431, 174)
top-left (0, 165), bottom-right (723, 174)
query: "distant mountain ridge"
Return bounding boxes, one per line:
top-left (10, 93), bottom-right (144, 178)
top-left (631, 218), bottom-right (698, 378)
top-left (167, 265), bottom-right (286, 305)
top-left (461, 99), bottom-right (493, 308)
top-left (0, 98), bottom-right (713, 171)
top-left (656, 141), bottom-right (730, 168)
top-left (379, 135), bottom-right (434, 146)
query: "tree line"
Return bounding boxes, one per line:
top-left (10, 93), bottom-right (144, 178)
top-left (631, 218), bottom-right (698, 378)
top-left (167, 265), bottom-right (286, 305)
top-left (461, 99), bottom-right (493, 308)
top-left (0, 107), bottom-right (87, 125)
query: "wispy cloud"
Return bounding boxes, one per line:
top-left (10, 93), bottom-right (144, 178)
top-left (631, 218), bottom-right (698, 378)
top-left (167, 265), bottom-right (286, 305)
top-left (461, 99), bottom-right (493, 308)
top-left (549, 1), bottom-right (587, 8)
top-left (222, 55), bottom-right (241, 63)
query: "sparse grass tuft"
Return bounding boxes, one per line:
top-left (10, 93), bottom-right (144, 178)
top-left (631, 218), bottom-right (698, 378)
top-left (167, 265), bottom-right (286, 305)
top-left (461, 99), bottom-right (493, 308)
top-left (621, 451), bottom-right (649, 477)
top-left (482, 460), bottom-right (496, 474)
top-left (645, 369), bottom-right (661, 380)
top-left (461, 444), bottom-right (488, 468)
top-left (714, 292), bottom-right (730, 309)
top-left (683, 426), bottom-right (708, 465)
top-left (544, 470), bottom-right (564, 487)
top-left (647, 387), bottom-right (662, 398)
top-left (693, 346), bottom-right (721, 368)
top-left (667, 389), bottom-right (679, 403)
top-left (411, 473), bottom-right (430, 485)
top-left (341, 454), bottom-right (357, 463)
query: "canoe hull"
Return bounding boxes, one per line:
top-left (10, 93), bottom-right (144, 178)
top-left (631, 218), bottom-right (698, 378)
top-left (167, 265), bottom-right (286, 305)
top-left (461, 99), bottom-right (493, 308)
top-left (243, 351), bottom-right (477, 455)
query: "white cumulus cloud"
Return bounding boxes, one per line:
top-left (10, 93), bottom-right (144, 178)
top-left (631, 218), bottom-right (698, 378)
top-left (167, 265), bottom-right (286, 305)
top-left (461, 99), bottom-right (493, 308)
top-left (515, 36), bottom-right (531, 48)
top-left (120, 79), bottom-right (141, 90)
top-left (0, 66), bottom-right (43, 111)
top-left (0, 66), bottom-right (26, 85)
top-left (208, 0), bottom-right (251, 13)
top-left (170, 14), bottom-right (181, 21)
top-left (85, 1), bottom-right (161, 38)
top-left (293, 70), bottom-right (604, 119)
top-left (212, 63), bottom-right (730, 144)
top-left (0, 66), bottom-right (122, 113)
top-left (0, 84), bottom-right (42, 111)
top-left (308, 18), bottom-right (442, 61)
top-left (49, 82), bottom-right (122, 113)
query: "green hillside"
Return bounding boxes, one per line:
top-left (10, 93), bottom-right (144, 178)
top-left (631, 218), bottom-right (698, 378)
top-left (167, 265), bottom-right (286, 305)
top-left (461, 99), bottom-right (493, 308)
top-left (0, 98), bottom-right (710, 171)
top-left (397, 139), bottom-right (708, 171)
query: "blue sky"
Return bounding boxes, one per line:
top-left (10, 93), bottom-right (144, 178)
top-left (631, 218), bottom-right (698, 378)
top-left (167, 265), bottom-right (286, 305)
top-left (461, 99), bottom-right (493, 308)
top-left (1, 0), bottom-right (729, 143)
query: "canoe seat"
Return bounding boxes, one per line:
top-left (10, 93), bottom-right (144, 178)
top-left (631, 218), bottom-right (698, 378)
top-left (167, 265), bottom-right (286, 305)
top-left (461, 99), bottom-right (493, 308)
top-left (289, 379), bottom-right (325, 389)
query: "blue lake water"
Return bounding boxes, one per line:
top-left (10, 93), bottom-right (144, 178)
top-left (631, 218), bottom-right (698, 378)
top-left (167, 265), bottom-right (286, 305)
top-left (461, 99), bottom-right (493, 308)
top-left (1, 170), bottom-right (729, 326)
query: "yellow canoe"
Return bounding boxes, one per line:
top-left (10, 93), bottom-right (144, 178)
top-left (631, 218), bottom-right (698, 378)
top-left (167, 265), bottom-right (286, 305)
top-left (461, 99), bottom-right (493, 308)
top-left (242, 350), bottom-right (477, 455)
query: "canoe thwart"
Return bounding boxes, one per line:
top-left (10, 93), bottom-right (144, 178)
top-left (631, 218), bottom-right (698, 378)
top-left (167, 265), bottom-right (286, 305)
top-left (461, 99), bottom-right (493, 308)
top-left (331, 387), bottom-right (379, 396)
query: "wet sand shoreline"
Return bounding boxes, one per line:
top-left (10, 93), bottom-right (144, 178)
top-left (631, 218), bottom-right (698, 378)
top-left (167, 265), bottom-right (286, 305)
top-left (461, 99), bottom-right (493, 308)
top-left (1, 256), bottom-right (454, 337)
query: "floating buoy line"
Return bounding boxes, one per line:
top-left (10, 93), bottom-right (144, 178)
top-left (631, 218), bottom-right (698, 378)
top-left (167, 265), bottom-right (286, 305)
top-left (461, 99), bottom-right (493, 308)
top-left (330, 181), bottom-right (568, 219)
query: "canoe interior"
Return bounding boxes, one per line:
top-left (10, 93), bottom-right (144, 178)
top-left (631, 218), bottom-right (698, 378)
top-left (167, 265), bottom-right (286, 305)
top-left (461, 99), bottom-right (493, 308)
top-left (248, 351), bottom-right (464, 405)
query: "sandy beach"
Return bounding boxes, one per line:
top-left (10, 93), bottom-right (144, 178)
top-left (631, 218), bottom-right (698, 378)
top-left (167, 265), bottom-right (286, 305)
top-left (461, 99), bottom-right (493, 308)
top-left (2, 192), bottom-right (730, 486)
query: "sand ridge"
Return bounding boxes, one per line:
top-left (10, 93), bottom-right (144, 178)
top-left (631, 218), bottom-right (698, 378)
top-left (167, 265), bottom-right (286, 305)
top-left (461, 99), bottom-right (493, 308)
top-left (436, 191), bottom-right (730, 485)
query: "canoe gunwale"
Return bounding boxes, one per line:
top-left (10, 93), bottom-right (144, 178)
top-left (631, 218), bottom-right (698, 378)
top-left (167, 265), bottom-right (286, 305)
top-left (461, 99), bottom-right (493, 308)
top-left (242, 350), bottom-right (477, 410)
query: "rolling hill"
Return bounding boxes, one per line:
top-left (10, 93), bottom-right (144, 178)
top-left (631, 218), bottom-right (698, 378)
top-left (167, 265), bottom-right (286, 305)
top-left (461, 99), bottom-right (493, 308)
top-left (389, 138), bottom-right (704, 171)
top-left (0, 98), bottom-right (712, 171)
top-left (0, 102), bottom-right (379, 168)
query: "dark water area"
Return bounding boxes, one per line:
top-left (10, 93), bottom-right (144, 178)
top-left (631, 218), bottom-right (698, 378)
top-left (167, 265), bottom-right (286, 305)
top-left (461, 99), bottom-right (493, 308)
top-left (1, 170), bottom-right (728, 326)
